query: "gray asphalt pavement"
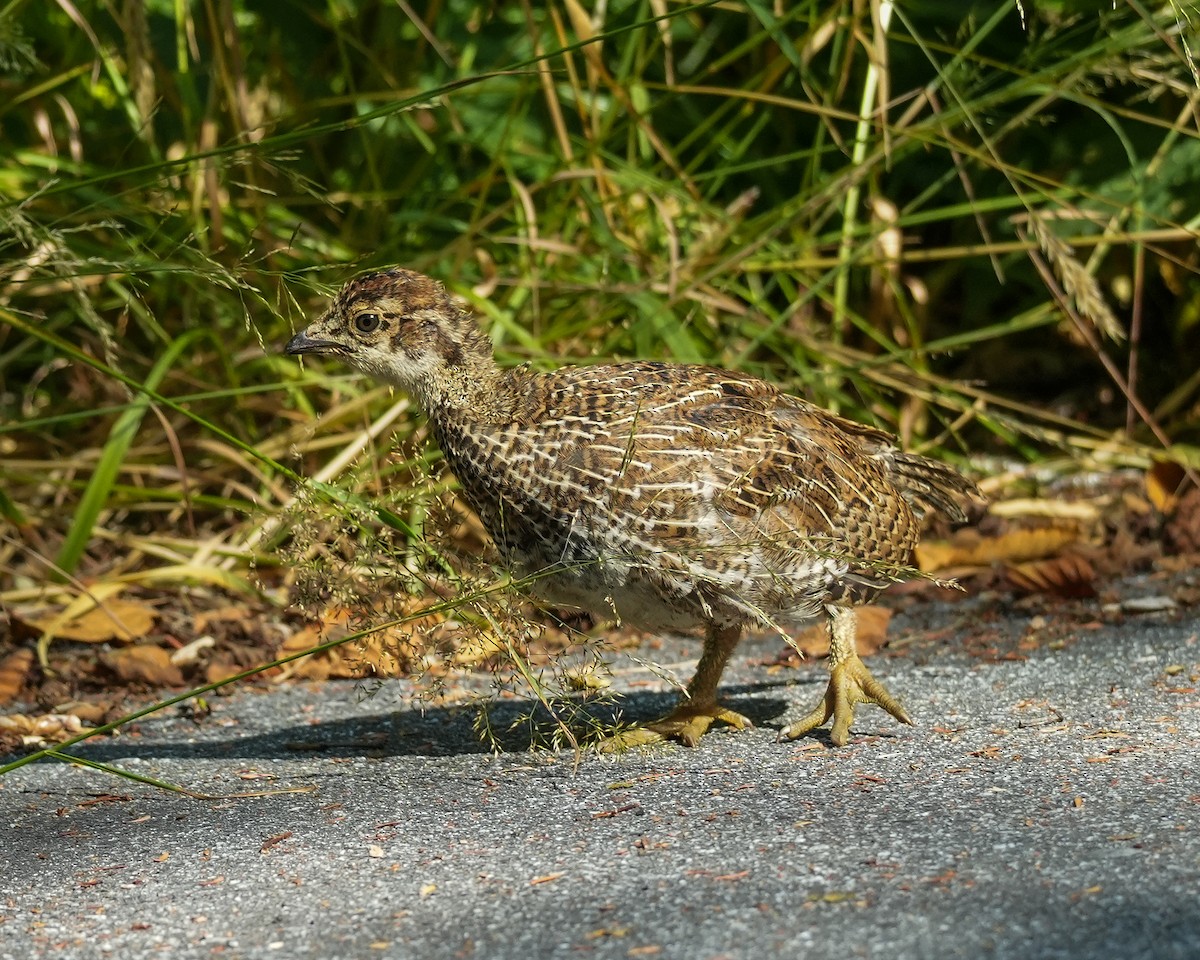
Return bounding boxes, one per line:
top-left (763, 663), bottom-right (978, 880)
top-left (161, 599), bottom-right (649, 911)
top-left (3, 585), bottom-right (1199, 960)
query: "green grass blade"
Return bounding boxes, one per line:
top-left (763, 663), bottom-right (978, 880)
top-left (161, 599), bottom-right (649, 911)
top-left (54, 329), bottom-right (206, 576)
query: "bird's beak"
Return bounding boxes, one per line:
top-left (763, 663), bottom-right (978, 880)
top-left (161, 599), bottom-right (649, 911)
top-left (285, 329), bottom-right (342, 356)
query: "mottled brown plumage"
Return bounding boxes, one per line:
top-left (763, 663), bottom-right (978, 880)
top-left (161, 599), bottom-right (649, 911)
top-left (287, 268), bottom-right (980, 747)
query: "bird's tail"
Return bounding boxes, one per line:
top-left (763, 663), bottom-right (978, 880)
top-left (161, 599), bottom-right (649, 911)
top-left (889, 451), bottom-right (982, 524)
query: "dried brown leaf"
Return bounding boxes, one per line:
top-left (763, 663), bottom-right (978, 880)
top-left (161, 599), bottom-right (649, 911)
top-left (451, 630), bottom-right (506, 668)
top-left (103, 645), bottom-right (186, 687)
top-left (277, 623), bottom-right (335, 680)
top-left (917, 523), bottom-right (1083, 572)
top-left (0, 649), bottom-right (33, 705)
top-left (57, 700), bottom-right (116, 725)
top-left (791, 605), bottom-right (892, 658)
top-left (22, 599), bottom-right (157, 644)
top-left (1006, 553), bottom-right (1097, 598)
top-left (193, 605), bottom-right (256, 633)
top-left (987, 498), bottom-right (1101, 522)
top-left (276, 609), bottom-right (421, 681)
top-left (0, 711), bottom-right (93, 745)
top-left (205, 658), bottom-right (252, 685)
top-left (792, 622), bottom-right (829, 658)
top-left (855, 605), bottom-right (895, 655)
top-left (1147, 460), bottom-right (1188, 516)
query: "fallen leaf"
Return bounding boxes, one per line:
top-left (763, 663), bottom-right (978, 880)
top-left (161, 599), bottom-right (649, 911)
top-left (791, 605), bottom-right (891, 658)
top-left (204, 658), bottom-right (249, 685)
top-left (713, 870), bottom-right (751, 881)
top-left (917, 522), bottom-right (1085, 572)
top-left (791, 623), bottom-right (827, 657)
top-left (0, 711), bottom-right (92, 745)
top-left (563, 667), bottom-right (611, 692)
top-left (0, 649), bottom-right (33, 705)
top-left (22, 598), bottom-right (157, 644)
top-left (586, 927), bottom-right (629, 940)
top-left (451, 630), bottom-right (506, 667)
top-left (102, 645), bottom-right (185, 687)
top-left (1146, 460), bottom-right (1188, 515)
top-left (170, 636), bottom-right (216, 667)
top-left (57, 700), bottom-right (115, 724)
top-left (987, 498), bottom-right (1101, 522)
top-left (261, 832), bottom-right (292, 853)
top-left (193, 605), bottom-right (256, 634)
top-left (276, 608), bottom-right (422, 681)
top-left (1006, 553), bottom-right (1096, 598)
top-left (1121, 596), bottom-right (1178, 614)
top-left (912, 540), bottom-right (964, 573)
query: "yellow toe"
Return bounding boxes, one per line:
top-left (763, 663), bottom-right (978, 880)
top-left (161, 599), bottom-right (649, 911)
top-left (782, 654), bottom-right (911, 746)
top-left (600, 702), bottom-right (752, 752)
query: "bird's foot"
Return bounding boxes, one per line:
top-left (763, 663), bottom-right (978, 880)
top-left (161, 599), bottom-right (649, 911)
top-left (781, 654), bottom-right (912, 746)
top-left (600, 702), bottom-right (752, 752)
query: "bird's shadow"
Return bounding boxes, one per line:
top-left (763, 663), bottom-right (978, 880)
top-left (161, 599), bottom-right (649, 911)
top-left (26, 683), bottom-right (801, 765)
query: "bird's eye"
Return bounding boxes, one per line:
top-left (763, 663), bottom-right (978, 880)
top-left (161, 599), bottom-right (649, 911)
top-left (352, 312), bottom-right (382, 334)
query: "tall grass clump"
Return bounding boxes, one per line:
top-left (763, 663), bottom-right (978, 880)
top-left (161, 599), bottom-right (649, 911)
top-left (1, 1), bottom-right (1197, 740)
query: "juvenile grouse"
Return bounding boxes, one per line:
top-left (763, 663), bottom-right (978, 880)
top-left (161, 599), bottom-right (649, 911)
top-left (286, 268), bottom-right (979, 747)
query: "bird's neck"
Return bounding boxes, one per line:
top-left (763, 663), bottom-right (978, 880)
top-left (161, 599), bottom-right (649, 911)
top-left (414, 353), bottom-right (525, 425)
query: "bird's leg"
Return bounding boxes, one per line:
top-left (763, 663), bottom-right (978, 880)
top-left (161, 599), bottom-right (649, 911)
top-left (781, 606), bottom-right (912, 746)
top-left (601, 623), bottom-right (752, 750)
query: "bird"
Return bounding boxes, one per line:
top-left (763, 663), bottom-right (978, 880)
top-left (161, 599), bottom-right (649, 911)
top-left (286, 267), bottom-right (980, 748)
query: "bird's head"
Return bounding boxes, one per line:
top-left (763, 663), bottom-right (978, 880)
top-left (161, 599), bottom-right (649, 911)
top-left (285, 268), bottom-right (494, 404)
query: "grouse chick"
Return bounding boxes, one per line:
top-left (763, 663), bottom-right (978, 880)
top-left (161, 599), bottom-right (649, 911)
top-left (286, 268), bottom-right (980, 747)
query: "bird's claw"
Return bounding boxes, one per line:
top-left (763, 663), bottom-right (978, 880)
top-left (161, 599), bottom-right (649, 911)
top-left (600, 703), bottom-right (752, 752)
top-left (781, 654), bottom-right (912, 746)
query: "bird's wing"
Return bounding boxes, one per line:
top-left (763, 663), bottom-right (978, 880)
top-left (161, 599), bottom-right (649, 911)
top-left (476, 363), bottom-right (916, 565)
